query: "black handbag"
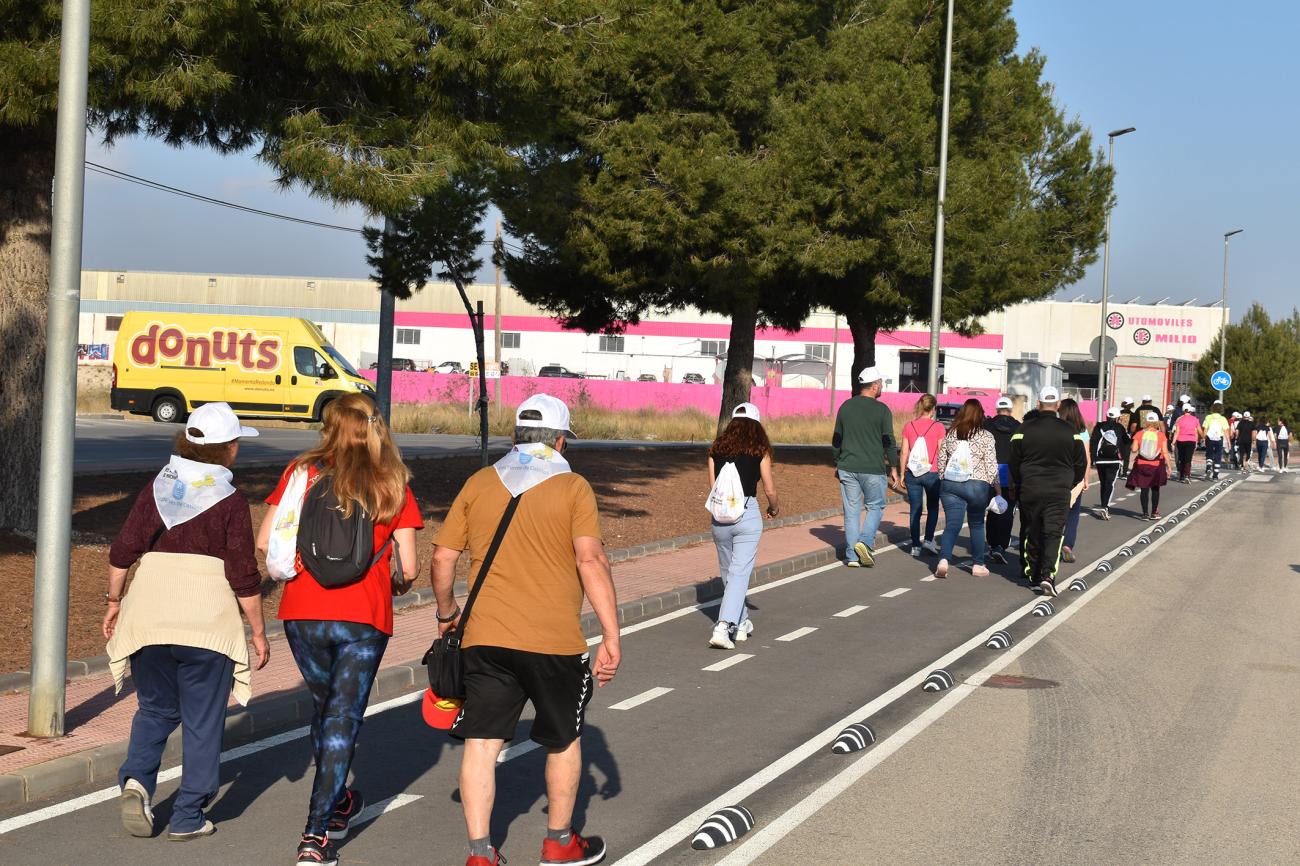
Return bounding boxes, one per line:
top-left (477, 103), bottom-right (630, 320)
top-left (422, 493), bottom-right (523, 700)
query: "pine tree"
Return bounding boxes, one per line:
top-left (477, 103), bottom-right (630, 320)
top-left (1194, 304), bottom-right (1300, 422)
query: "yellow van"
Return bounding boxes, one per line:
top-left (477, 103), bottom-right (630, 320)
top-left (111, 312), bottom-right (375, 423)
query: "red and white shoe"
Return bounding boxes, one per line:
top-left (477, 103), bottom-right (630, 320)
top-left (540, 831), bottom-right (606, 866)
top-left (466, 848), bottom-right (505, 866)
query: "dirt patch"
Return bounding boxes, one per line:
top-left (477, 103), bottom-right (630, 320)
top-left (1, 446), bottom-right (840, 674)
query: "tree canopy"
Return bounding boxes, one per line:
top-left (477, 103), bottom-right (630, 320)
top-left (1193, 304), bottom-right (1300, 422)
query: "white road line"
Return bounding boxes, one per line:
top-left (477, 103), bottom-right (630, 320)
top-left (711, 478), bottom-right (1237, 866)
top-left (774, 627), bottom-right (818, 642)
top-left (919, 575), bottom-right (938, 582)
top-left (585, 545), bottom-right (903, 647)
top-left (498, 740), bottom-right (543, 763)
top-left (608, 687), bottom-right (673, 711)
top-left (607, 486), bottom-right (1233, 866)
top-left (702, 654), bottom-right (755, 672)
top-left (880, 587), bottom-right (911, 598)
top-left (354, 793), bottom-right (423, 826)
top-left (0, 688), bottom-right (426, 835)
top-left (832, 605), bottom-right (869, 618)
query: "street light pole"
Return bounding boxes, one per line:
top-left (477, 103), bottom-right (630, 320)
top-left (1219, 229), bottom-right (1243, 404)
top-left (926, 0), bottom-right (954, 396)
top-left (1095, 126), bottom-right (1136, 423)
top-left (29, 0), bottom-right (92, 738)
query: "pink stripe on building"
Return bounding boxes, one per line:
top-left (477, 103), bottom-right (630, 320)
top-left (393, 312), bottom-right (1002, 350)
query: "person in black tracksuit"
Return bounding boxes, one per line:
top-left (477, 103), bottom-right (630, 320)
top-left (983, 404), bottom-right (1021, 562)
top-left (1010, 396), bottom-right (1088, 595)
top-left (1090, 409), bottom-right (1129, 519)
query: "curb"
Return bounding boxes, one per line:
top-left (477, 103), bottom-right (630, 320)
top-left (0, 505), bottom-right (857, 696)
top-left (0, 525), bottom-right (879, 809)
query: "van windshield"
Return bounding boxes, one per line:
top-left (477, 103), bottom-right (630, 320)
top-left (323, 346), bottom-right (360, 378)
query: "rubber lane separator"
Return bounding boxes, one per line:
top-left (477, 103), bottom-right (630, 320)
top-left (775, 627), bottom-right (818, 642)
top-left (880, 587), bottom-right (911, 598)
top-left (703, 654), bottom-right (755, 672)
top-left (832, 605), bottom-right (869, 618)
top-left (709, 467), bottom-right (1239, 866)
top-left (609, 687), bottom-right (674, 711)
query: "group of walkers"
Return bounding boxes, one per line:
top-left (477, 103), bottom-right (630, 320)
top-left (106, 394), bottom-right (618, 866)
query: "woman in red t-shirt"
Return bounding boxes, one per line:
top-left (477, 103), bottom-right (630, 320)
top-left (257, 393), bottom-right (422, 865)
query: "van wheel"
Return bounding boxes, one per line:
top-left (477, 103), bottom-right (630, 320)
top-left (152, 396), bottom-right (184, 423)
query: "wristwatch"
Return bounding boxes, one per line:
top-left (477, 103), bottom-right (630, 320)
top-left (104, 593), bottom-right (122, 605)
top-left (435, 605), bottom-right (461, 624)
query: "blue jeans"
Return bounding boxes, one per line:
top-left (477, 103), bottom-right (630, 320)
top-left (711, 498), bottom-right (763, 625)
top-left (905, 471), bottom-right (941, 547)
top-left (839, 470), bottom-right (888, 562)
top-left (1063, 496), bottom-right (1083, 549)
top-left (938, 479), bottom-right (992, 566)
top-left (285, 620), bottom-right (389, 836)
top-left (119, 644), bottom-right (234, 833)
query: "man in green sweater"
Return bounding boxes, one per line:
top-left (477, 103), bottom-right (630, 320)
top-left (833, 366), bottom-right (900, 566)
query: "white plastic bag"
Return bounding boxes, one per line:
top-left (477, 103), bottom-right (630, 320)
top-left (266, 467), bottom-right (309, 581)
top-left (987, 494), bottom-right (1009, 515)
top-left (706, 462), bottom-right (747, 524)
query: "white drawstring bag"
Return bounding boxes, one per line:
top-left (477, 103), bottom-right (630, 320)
top-left (266, 466), bottom-right (310, 581)
top-left (706, 462), bottom-right (747, 524)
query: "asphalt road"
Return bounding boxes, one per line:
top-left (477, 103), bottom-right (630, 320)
top-left (74, 418), bottom-right (713, 474)
top-left (0, 471), bottom-right (1282, 866)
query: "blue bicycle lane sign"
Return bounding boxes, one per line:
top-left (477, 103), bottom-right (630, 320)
top-left (1211, 370), bottom-right (1232, 391)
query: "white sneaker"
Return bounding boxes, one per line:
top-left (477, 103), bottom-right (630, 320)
top-left (910, 545), bottom-right (922, 558)
top-left (922, 540), bottom-right (940, 555)
top-left (120, 778), bottom-right (154, 837)
top-left (735, 620), bottom-right (754, 642)
top-left (709, 622), bottom-right (735, 650)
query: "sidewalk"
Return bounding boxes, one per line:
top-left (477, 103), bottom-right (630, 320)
top-left (0, 498), bottom-right (914, 807)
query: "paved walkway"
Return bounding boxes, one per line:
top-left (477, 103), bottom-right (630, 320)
top-left (0, 500), bottom-right (912, 777)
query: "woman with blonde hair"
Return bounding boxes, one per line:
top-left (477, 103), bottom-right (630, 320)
top-left (899, 394), bottom-right (944, 557)
top-left (258, 394), bottom-right (422, 866)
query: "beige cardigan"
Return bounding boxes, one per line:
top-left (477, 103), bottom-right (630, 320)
top-left (107, 552), bottom-right (252, 706)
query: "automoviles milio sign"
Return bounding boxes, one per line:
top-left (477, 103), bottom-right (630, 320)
top-left (1107, 312), bottom-right (1200, 347)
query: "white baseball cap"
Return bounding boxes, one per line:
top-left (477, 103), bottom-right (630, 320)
top-left (731, 402), bottom-right (761, 422)
top-left (1212, 400), bottom-right (1223, 406)
top-left (185, 402), bottom-right (259, 444)
top-left (1146, 411), bottom-right (1160, 424)
top-left (516, 393), bottom-right (577, 438)
top-left (1244, 411), bottom-right (1252, 419)
top-left (1124, 396), bottom-right (1135, 405)
top-left (1180, 394), bottom-right (1191, 403)
top-left (1039, 386), bottom-right (1060, 403)
top-left (857, 365), bottom-right (883, 384)
top-left (1107, 406), bottom-right (1121, 418)
top-left (1166, 404), bottom-right (1175, 410)
top-left (1232, 411), bottom-right (1242, 418)
top-left (1141, 394), bottom-right (1153, 402)
top-left (995, 397), bottom-right (1013, 409)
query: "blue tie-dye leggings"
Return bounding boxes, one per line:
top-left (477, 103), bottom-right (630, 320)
top-left (284, 620), bottom-right (389, 836)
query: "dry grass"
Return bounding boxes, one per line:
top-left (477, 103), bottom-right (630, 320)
top-left (77, 382), bottom-right (111, 414)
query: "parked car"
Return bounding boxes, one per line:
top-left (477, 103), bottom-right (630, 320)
top-left (682, 372), bottom-right (707, 384)
top-left (636, 374), bottom-right (659, 382)
top-left (538, 365), bottom-right (584, 378)
top-left (432, 360), bottom-right (465, 374)
top-left (935, 402), bottom-right (963, 428)
top-left (369, 358), bottom-right (416, 371)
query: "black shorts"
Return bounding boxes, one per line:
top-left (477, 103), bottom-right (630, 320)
top-left (451, 646), bottom-right (593, 748)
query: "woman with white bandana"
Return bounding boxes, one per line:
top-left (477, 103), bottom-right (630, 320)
top-left (103, 402), bottom-right (268, 841)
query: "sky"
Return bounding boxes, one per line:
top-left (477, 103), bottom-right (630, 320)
top-left (81, 0), bottom-right (1298, 322)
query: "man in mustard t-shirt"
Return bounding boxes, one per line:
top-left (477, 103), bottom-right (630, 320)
top-left (432, 394), bottom-right (620, 866)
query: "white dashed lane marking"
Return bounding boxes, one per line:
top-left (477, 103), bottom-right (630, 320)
top-left (775, 627), bottom-right (818, 642)
top-left (354, 794), bottom-right (423, 825)
top-left (609, 687), bottom-right (674, 711)
top-left (880, 587), bottom-right (912, 598)
top-left (702, 653), bottom-right (755, 672)
top-left (919, 575), bottom-right (938, 582)
top-left (833, 605), bottom-right (869, 618)
top-left (498, 741), bottom-right (542, 763)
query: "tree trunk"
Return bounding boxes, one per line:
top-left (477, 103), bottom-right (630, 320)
top-left (0, 128), bottom-right (56, 531)
top-left (719, 300), bottom-right (757, 431)
top-left (845, 307), bottom-right (878, 388)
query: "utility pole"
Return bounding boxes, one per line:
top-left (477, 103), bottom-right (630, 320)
top-left (926, 0), bottom-right (955, 396)
top-left (375, 217), bottom-right (396, 425)
top-left (29, 0), bottom-right (92, 738)
top-left (493, 220), bottom-right (503, 405)
top-left (1219, 229), bottom-right (1243, 403)
top-left (1095, 126), bottom-right (1136, 422)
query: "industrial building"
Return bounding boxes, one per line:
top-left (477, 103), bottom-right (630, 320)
top-left (77, 269), bottom-right (1226, 397)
